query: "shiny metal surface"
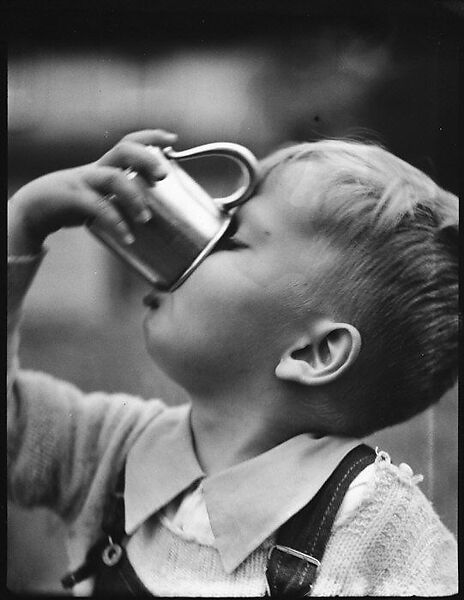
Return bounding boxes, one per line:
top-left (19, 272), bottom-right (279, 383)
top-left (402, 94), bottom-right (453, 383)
top-left (164, 142), bottom-right (259, 208)
top-left (88, 142), bottom-right (259, 290)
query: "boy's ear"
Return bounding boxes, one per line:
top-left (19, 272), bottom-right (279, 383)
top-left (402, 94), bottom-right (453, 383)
top-left (275, 321), bottom-right (361, 386)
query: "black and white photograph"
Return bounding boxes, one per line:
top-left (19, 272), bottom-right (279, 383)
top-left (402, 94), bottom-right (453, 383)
top-left (6, 1), bottom-right (460, 596)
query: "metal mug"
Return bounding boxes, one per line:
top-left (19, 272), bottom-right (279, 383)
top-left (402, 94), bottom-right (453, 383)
top-left (88, 142), bottom-right (259, 291)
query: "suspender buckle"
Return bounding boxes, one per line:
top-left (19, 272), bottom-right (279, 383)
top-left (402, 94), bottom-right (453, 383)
top-left (268, 544), bottom-right (321, 569)
top-left (266, 545), bottom-right (320, 596)
top-left (101, 536), bottom-right (123, 567)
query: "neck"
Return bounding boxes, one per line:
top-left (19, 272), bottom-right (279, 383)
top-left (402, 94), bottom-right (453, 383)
top-left (188, 378), bottom-right (317, 475)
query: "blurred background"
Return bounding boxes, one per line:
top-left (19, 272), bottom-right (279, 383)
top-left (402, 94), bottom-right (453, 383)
top-left (6, 0), bottom-right (460, 593)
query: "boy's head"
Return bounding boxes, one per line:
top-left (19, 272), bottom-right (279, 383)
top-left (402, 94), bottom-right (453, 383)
top-left (144, 139), bottom-right (458, 438)
top-left (260, 140), bottom-right (459, 436)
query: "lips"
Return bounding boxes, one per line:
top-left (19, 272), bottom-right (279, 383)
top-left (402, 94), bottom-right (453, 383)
top-left (143, 291), bottom-right (162, 309)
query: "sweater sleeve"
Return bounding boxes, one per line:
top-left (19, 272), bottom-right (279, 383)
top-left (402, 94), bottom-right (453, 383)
top-left (372, 467), bottom-right (458, 596)
top-left (7, 254), bottom-right (166, 522)
top-left (313, 459), bottom-right (458, 596)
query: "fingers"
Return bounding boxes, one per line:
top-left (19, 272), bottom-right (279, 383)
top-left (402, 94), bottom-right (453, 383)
top-left (91, 194), bottom-right (136, 246)
top-left (84, 166), bottom-right (151, 244)
top-left (85, 129), bottom-right (178, 244)
top-left (121, 129), bottom-right (178, 147)
top-left (97, 139), bottom-right (172, 185)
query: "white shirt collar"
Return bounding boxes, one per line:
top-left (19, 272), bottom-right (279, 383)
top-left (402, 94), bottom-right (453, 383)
top-left (125, 402), bottom-right (361, 573)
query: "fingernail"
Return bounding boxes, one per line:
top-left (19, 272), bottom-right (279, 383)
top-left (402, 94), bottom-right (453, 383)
top-left (125, 169), bottom-right (138, 181)
top-left (124, 233), bottom-right (135, 245)
top-left (136, 209), bottom-right (152, 224)
top-left (153, 168), bottom-right (168, 181)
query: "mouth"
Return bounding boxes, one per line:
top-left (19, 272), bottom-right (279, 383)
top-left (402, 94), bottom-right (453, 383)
top-left (143, 287), bottom-right (167, 309)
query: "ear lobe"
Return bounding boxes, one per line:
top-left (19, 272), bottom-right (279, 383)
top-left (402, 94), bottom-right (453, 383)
top-left (275, 323), bottom-right (361, 386)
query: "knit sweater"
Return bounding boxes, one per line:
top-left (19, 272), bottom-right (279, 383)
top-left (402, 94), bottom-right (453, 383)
top-left (7, 255), bottom-right (458, 596)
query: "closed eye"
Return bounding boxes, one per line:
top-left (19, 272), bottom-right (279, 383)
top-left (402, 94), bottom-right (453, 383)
top-left (213, 215), bottom-right (249, 252)
top-left (214, 236), bottom-right (248, 251)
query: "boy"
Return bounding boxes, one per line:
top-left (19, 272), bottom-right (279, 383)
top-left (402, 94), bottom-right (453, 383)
top-left (8, 129), bottom-right (458, 596)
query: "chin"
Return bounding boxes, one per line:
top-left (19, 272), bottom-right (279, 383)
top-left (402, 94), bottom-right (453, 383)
top-left (144, 331), bottom-right (184, 383)
top-left (146, 343), bottom-right (213, 395)
top-left (143, 310), bottom-right (172, 349)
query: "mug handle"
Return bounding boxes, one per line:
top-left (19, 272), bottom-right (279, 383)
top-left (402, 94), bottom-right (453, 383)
top-left (163, 142), bottom-right (259, 209)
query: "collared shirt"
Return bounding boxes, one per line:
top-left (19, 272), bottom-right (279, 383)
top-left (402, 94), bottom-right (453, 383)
top-left (125, 402), bottom-right (363, 573)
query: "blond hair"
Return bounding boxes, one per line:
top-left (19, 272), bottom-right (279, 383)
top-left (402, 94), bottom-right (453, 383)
top-left (261, 140), bottom-right (458, 436)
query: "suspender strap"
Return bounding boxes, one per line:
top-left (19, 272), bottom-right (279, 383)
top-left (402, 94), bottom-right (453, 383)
top-left (266, 443), bottom-right (376, 597)
top-left (62, 444), bottom-right (375, 595)
top-left (61, 467), bottom-right (126, 590)
top-left (101, 467), bottom-right (126, 540)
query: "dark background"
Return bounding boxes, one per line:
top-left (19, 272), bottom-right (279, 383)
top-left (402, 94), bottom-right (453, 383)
top-left (6, 0), bottom-right (462, 190)
top-left (5, 0), bottom-right (461, 593)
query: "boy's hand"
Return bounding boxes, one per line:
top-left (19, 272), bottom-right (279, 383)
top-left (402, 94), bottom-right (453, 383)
top-left (8, 129), bottom-right (178, 256)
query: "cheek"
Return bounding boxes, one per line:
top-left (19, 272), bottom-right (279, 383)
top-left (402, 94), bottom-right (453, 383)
top-left (145, 252), bottom-right (308, 367)
top-left (173, 268), bottom-right (260, 355)
top-left (214, 273), bottom-right (299, 353)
